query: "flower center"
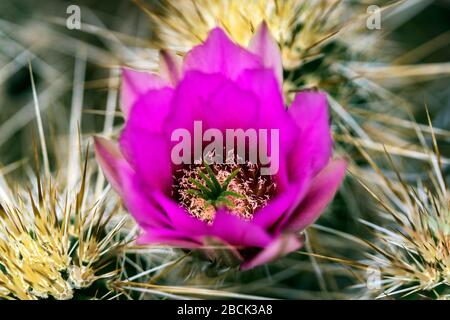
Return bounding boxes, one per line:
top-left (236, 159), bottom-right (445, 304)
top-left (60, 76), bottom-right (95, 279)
top-left (172, 162), bottom-right (277, 223)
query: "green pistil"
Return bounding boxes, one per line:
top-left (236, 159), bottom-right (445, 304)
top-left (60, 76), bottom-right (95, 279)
top-left (187, 162), bottom-right (243, 209)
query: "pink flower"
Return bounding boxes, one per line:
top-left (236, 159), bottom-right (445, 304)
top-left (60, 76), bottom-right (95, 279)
top-left (95, 24), bottom-right (346, 269)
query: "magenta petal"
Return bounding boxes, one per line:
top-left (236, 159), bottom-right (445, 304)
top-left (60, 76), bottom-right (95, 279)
top-left (164, 71), bottom-right (259, 135)
top-left (151, 191), bottom-right (210, 234)
top-left (288, 92), bottom-right (333, 181)
top-left (287, 159), bottom-right (347, 232)
top-left (137, 230), bottom-right (203, 248)
top-left (252, 179), bottom-right (308, 230)
top-left (127, 88), bottom-right (174, 134)
top-left (249, 22), bottom-right (283, 86)
top-left (119, 170), bottom-right (172, 229)
top-left (95, 137), bottom-right (171, 228)
top-left (163, 71), bottom-right (228, 135)
top-left (159, 50), bottom-right (182, 85)
top-left (241, 234), bottom-right (303, 270)
top-left (211, 209), bottom-right (272, 248)
top-left (94, 136), bottom-right (128, 194)
top-left (121, 68), bottom-right (170, 118)
top-left (236, 68), bottom-right (297, 146)
top-left (183, 28), bottom-right (262, 80)
top-left (236, 68), bottom-right (299, 191)
top-left (119, 129), bottom-right (172, 194)
top-left (236, 69), bottom-right (283, 114)
top-left (205, 81), bottom-right (259, 132)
